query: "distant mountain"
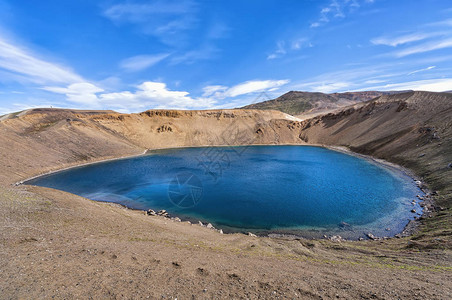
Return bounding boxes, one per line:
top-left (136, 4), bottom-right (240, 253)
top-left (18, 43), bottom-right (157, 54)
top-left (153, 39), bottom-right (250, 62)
top-left (241, 90), bottom-right (411, 117)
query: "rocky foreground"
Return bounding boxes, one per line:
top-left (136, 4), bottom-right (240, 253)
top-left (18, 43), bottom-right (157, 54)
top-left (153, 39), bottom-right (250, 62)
top-left (0, 91), bottom-right (451, 298)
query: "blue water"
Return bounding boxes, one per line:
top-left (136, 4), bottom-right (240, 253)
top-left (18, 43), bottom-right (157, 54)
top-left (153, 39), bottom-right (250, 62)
top-left (28, 146), bottom-right (422, 239)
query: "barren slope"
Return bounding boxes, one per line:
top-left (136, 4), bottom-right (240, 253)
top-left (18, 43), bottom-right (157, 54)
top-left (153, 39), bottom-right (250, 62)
top-left (0, 108), bottom-right (302, 184)
top-left (241, 90), bottom-right (408, 118)
top-left (299, 91), bottom-right (452, 247)
top-left (0, 92), bottom-right (451, 299)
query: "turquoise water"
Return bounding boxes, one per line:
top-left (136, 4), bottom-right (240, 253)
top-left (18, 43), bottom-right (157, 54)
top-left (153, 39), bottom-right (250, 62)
top-left (28, 146), bottom-right (422, 239)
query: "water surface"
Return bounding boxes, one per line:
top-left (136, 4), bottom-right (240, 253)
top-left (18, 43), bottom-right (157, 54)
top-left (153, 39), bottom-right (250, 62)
top-left (28, 146), bottom-right (422, 239)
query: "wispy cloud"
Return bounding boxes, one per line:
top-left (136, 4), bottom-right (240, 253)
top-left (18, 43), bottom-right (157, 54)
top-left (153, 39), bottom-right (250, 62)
top-left (371, 32), bottom-right (443, 47)
top-left (103, 0), bottom-right (198, 46)
top-left (290, 61), bottom-right (451, 93)
top-left (290, 65), bottom-right (385, 92)
top-left (170, 44), bottom-right (218, 65)
top-left (292, 38), bottom-right (312, 50)
top-left (103, 1), bottom-right (230, 66)
top-left (407, 65), bottom-right (435, 75)
top-left (310, 0), bottom-right (368, 28)
top-left (372, 18), bottom-right (452, 58)
top-left (120, 53), bottom-right (170, 72)
top-left (426, 18), bottom-right (452, 27)
top-left (206, 22), bottom-right (230, 39)
top-left (103, 1), bottom-right (193, 22)
top-left (363, 78), bottom-right (452, 92)
top-left (0, 20), bottom-right (285, 112)
top-left (364, 79), bottom-right (387, 84)
top-left (392, 38), bottom-right (452, 57)
top-left (203, 80), bottom-right (289, 99)
top-left (0, 35), bottom-right (83, 85)
top-left (202, 85), bottom-right (227, 97)
top-left (310, 22), bottom-right (321, 28)
top-left (294, 80), bottom-right (352, 93)
top-left (294, 73), bottom-right (452, 93)
top-left (267, 41), bottom-right (286, 60)
top-left (225, 80), bottom-right (289, 97)
top-left (267, 38), bottom-right (312, 60)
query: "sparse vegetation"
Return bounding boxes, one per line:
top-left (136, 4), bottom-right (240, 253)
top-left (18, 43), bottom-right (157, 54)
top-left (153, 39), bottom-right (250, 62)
top-left (242, 90), bottom-right (406, 117)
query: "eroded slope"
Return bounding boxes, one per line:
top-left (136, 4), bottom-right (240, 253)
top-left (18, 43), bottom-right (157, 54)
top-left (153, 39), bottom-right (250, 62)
top-left (298, 91), bottom-right (452, 248)
top-left (0, 91), bottom-right (451, 299)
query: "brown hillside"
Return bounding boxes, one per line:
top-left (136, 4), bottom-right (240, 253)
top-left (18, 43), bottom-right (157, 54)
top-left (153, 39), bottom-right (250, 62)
top-left (241, 90), bottom-right (408, 118)
top-left (0, 108), bottom-right (302, 184)
top-left (299, 91), bottom-right (452, 247)
top-left (0, 91), bottom-right (451, 299)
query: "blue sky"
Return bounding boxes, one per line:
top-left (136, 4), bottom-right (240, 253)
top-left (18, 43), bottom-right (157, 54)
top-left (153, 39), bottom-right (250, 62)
top-left (0, 0), bottom-right (451, 114)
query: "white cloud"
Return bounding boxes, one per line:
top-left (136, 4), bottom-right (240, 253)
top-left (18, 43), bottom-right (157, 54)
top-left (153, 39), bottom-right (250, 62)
top-left (310, 22), bottom-right (321, 28)
top-left (42, 79), bottom-right (289, 112)
top-left (202, 85), bottom-right (227, 97)
top-left (371, 32), bottom-right (444, 47)
top-left (364, 78), bottom-right (452, 92)
top-left (407, 66), bottom-right (436, 75)
top-left (42, 83), bottom-right (104, 106)
top-left (216, 80), bottom-right (289, 98)
top-left (291, 38), bottom-right (310, 50)
top-left (290, 65), bottom-right (385, 93)
top-left (99, 81), bottom-right (215, 110)
top-left (120, 53), bottom-right (170, 72)
top-left (97, 76), bottom-right (123, 91)
top-left (364, 79), bottom-right (386, 84)
top-left (267, 38), bottom-right (312, 60)
top-left (372, 19), bottom-right (452, 59)
top-left (103, 1), bottom-right (193, 23)
top-left (267, 41), bottom-right (286, 60)
top-left (321, 7), bottom-right (332, 14)
top-left (294, 74), bottom-right (452, 94)
top-left (392, 38), bottom-right (452, 57)
top-left (202, 80), bottom-right (288, 99)
top-left (309, 81), bottom-right (352, 93)
top-left (412, 54), bottom-right (452, 64)
top-left (0, 35), bottom-right (83, 85)
top-left (43, 81), bottom-right (213, 110)
top-left (330, 0), bottom-right (345, 18)
top-left (310, 0), bottom-right (369, 28)
top-left (427, 18), bottom-right (452, 27)
top-left (203, 80), bottom-right (289, 101)
top-left (288, 61), bottom-right (451, 94)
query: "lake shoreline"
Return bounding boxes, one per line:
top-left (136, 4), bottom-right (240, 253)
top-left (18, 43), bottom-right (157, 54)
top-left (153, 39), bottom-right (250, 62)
top-left (20, 143), bottom-right (431, 241)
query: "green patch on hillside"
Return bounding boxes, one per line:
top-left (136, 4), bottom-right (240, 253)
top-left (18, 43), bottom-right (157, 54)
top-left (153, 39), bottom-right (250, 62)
top-left (241, 91), bottom-right (400, 116)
